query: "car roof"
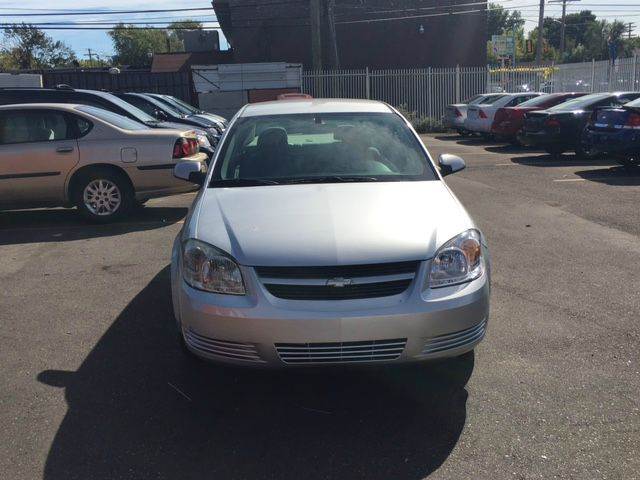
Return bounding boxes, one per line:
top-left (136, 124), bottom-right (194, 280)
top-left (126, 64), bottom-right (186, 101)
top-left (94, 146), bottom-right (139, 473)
top-left (240, 98), bottom-right (394, 117)
top-left (0, 103), bottom-right (84, 111)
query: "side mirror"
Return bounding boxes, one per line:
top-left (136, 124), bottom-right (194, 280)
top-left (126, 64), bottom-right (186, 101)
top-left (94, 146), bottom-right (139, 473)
top-left (438, 153), bottom-right (466, 177)
top-left (174, 161), bottom-right (206, 186)
top-left (155, 109), bottom-right (169, 121)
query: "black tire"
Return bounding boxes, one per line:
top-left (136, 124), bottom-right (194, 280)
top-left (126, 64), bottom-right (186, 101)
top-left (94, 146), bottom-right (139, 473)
top-left (72, 167), bottom-right (134, 223)
top-left (544, 146), bottom-right (565, 157)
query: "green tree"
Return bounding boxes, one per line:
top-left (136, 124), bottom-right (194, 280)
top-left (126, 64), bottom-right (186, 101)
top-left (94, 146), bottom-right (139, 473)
top-left (1, 24), bottom-right (76, 69)
top-left (167, 20), bottom-right (204, 52)
top-left (487, 3), bottom-right (524, 37)
top-left (108, 24), bottom-right (171, 68)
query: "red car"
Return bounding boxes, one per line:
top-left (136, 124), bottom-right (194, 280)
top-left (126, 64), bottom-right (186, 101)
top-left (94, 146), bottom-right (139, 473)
top-left (491, 92), bottom-right (587, 143)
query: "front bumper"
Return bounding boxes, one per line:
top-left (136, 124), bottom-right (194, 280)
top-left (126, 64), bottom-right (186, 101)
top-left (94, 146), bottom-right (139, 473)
top-left (171, 249), bottom-right (491, 367)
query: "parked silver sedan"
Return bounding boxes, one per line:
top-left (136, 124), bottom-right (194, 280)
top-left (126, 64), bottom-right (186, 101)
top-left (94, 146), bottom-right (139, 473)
top-left (0, 103), bottom-right (208, 222)
top-left (171, 99), bottom-right (490, 367)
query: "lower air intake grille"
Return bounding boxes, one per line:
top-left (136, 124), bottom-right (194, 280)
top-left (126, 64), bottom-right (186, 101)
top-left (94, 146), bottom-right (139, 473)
top-left (275, 338), bottom-right (407, 364)
top-left (421, 321), bottom-right (486, 355)
top-left (185, 329), bottom-right (264, 363)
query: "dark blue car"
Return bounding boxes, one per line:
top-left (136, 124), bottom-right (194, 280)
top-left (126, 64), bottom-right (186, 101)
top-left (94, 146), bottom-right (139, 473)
top-left (582, 97), bottom-right (640, 167)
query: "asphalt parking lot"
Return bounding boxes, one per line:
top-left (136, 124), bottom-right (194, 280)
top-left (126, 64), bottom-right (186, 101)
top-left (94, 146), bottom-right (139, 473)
top-left (1, 133), bottom-right (639, 480)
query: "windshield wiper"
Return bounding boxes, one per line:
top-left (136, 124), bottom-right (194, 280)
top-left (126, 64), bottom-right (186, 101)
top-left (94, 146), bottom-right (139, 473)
top-left (209, 178), bottom-right (281, 187)
top-left (281, 175), bottom-right (380, 184)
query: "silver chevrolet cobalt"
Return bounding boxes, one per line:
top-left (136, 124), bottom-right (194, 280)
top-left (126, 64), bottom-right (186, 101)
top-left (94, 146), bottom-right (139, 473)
top-left (171, 99), bottom-right (490, 366)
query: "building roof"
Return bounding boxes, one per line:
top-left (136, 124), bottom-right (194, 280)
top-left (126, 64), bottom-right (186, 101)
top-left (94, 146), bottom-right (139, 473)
top-left (240, 98), bottom-right (393, 117)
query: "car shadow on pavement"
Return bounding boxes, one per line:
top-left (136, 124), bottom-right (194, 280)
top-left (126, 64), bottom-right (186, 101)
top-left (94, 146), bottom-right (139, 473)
top-left (510, 154), bottom-right (620, 168)
top-left (575, 166), bottom-right (640, 186)
top-left (484, 144), bottom-right (544, 154)
top-left (433, 135), bottom-right (464, 141)
top-left (37, 267), bottom-right (473, 480)
top-left (0, 206), bottom-right (188, 246)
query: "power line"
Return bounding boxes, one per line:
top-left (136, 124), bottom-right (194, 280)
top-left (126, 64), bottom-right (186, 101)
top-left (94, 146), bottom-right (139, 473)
top-left (0, 7), bottom-right (216, 17)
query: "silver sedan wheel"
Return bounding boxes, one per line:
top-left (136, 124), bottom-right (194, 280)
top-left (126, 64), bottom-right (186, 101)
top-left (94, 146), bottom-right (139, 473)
top-left (82, 179), bottom-right (122, 216)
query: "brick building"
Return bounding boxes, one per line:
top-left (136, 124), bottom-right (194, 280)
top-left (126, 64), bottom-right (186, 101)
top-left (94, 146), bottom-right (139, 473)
top-left (212, 0), bottom-right (487, 69)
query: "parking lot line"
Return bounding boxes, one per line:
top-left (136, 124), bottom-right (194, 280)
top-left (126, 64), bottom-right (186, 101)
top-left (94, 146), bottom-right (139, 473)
top-left (553, 178), bottom-right (585, 182)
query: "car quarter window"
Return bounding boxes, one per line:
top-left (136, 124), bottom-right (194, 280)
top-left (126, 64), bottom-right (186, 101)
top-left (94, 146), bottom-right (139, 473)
top-left (68, 114), bottom-right (93, 138)
top-left (0, 110), bottom-right (74, 145)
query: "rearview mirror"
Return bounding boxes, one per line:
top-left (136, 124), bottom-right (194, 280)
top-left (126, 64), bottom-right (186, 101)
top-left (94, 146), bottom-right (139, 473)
top-left (438, 153), bottom-right (466, 177)
top-left (174, 161), bottom-right (206, 186)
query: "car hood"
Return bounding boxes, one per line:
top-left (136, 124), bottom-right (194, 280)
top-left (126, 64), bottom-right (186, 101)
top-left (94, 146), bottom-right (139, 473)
top-left (191, 181), bottom-right (474, 266)
top-left (154, 121), bottom-right (202, 131)
top-left (193, 113), bottom-right (226, 124)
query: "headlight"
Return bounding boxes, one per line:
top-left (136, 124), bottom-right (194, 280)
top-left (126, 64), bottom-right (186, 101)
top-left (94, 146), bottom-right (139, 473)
top-left (428, 229), bottom-right (484, 288)
top-left (207, 126), bottom-right (222, 138)
top-left (182, 239), bottom-right (245, 295)
top-left (193, 130), bottom-right (211, 148)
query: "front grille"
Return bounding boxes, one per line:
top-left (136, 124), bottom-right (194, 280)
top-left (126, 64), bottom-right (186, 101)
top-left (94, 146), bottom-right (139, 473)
top-left (184, 329), bottom-right (264, 363)
top-left (421, 321), bottom-right (487, 355)
top-left (256, 261), bottom-right (419, 301)
top-left (276, 338), bottom-right (407, 364)
top-left (264, 279), bottom-right (412, 300)
top-left (255, 261), bottom-right (419, 279)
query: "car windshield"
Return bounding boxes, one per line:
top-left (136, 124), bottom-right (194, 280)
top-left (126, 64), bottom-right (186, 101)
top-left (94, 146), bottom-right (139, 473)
top-left (210, 112), bottom-right (436, 187)
top-left (480, 94), bottom-right (507, 105)
top-left (623, 97), bottom-right (640, 108)
top-left (547, 93), bottom-right (610, 111)
top-left (76, 105), bottom-right (149, 130)
top-left (141, 95), bottom-right (184, 117)
top-left (517, 95), bottom-right (559, 108)
top-left (465, 94), bottom-right (485, 104)
top-left (162, 96), bottom-right (199, 114)
top-left (87, 91), bottom-right (159, 123)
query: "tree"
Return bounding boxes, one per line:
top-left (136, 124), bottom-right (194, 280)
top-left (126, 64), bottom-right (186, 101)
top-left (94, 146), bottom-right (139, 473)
top-left (487, 3), bottom-right (524, 37)
top-left (167, 20), bottom-right (204, 52)
top-left (1, 24), bottom-right (76, 69)
top-left (108, 19), bottom-right (203, 67)
top-left (109, 25), bottom-right (171, 67)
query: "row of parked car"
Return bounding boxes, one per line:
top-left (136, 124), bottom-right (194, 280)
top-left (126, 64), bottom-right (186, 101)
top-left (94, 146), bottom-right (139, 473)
top-left (444, 91), bottom-right (640, 166)
top-left (0, 86), bottom-right (226, 221)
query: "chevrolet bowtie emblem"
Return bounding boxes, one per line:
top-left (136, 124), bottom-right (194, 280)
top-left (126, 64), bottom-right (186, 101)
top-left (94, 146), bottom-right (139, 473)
top-left (326, 277), bottom-right (353, 288)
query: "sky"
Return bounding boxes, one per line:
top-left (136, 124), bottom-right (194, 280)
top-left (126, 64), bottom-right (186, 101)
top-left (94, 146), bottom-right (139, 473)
top-left (1, 0), bottom-right (639, 59)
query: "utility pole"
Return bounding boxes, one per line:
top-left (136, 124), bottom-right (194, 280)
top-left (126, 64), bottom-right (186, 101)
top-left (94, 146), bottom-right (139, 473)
top-left (550, 0), bottom-right (580, 62)
top-left (327, 0), bottom-right (340, 68)
top-left (310, 0), bottom-right (323, 70)
top-left (85, 48), bottom-right (95, 68)
top-left (628, 22), bottom-right (636, 40)
top-left (535, 0), bottom-right (545, 65)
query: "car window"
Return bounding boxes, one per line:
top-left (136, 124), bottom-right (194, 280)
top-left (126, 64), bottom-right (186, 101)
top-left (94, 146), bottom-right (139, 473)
top-left (0, 110), bottom-right (73, 145)
top-left (548, 93), bottom-right (610, 111)
top-left (617, 93), bottom-right (640, 104)
top-left (69, 114), bottom-right (93, 138)
top-left (481, 95), bottom-right (507, 105)
top-left (212, 112), bottom-right (437, 186)
top-left (517, 95), bottom-right (557, 108)
top-left (75, 105), bottom-right (149, 130)
top-left (121, 95), bottom-right (157, 116)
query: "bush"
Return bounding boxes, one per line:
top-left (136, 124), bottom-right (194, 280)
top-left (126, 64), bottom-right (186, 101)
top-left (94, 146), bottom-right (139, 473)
top-left (395, 104), bottom-right (447, 134)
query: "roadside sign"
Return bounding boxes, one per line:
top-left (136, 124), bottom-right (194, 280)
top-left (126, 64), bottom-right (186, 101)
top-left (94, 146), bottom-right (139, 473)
top-left (491, 35), bottom-right (516, 58)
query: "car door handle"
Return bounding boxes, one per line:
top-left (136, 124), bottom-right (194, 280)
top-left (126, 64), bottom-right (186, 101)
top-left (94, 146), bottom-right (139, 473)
top-left (56, 146), bottom-right (74, 153)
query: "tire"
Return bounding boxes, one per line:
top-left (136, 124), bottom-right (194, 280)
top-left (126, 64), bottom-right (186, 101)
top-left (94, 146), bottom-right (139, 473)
top-left (72, 167), bottom-right (133, 223)
top-left (544, 146), bottom-right (565, 157)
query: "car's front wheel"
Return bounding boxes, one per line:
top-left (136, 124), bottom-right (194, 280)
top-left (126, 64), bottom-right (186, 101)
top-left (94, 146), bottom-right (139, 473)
top-left (73, 168), bottom-right (133, 222)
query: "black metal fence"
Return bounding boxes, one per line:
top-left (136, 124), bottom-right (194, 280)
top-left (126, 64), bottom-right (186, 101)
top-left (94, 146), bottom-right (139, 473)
top-left (36, 70), bottom-right (193, 102)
